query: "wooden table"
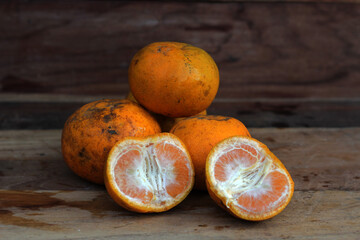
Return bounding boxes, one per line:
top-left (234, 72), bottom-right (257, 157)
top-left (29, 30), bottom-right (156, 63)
top-left (1, 127), bottom-right (359, 239)
top-left (1, 1), bottom-right (360, 239)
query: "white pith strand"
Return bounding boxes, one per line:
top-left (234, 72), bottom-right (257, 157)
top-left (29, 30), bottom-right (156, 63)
top-left (142, 143), bottom-right (170, 202)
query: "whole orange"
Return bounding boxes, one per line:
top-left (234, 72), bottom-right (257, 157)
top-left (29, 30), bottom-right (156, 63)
top-left (128, 42), bottom-right (219, 118)
top-left (170, 115), bottom-right (250, 190)
top-left (61, 99), bottom-right (161, 184)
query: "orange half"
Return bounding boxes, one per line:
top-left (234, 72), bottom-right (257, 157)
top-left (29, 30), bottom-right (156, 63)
top-left (105, 133), bottom-right (195, 213)
top-left (206, 136), bottom-right (294, 221)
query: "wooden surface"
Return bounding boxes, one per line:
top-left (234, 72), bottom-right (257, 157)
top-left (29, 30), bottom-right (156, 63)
top-left (1, 128), bottom-right (360, 239)
top-left (1, 190), bottom-right (359, 240)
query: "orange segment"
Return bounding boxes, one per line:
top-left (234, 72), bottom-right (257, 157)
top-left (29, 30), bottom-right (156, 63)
top-left (235, 170), bottom-right (289, 215)
top-left (206, 136), bottom-right (294, 221)
top-left (105, 133), bottom-right (194, 213)
top-left (155, 141), bottom-right (192, 198)
top-left (114, 148), bottom-right (153, 204)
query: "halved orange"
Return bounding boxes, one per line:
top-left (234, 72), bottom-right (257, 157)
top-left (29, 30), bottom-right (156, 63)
top-left (105, 133), bottom-right (195, 213)
top-left (206, 136), bottom-right (294, 221)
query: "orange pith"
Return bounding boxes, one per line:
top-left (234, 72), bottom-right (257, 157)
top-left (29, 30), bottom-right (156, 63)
top-left (105, 133), bottom-right (195, 213)
top-left (206, 136), bottom-right (294, 221)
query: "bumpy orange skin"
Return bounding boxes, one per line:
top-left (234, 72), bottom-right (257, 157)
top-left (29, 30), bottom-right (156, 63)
top-left (129, 42), bottom-right (219, 118)
top-left (170, 115), bottom-right (250, 190)
top-left (61, 99), bottom-right (161, 184)
top-left (127, 91), bottom-right (207, 132)
top-left (205, 136), bottom-right (294, 221)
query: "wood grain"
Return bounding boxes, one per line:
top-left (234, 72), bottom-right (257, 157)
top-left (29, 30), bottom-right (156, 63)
top-left (1, 190), bottom-right (359, 239)
top-left (0, 2), bottom-right (359, 98)
top-left (0, 128), bottom-right (359, 191)
top-left (1, 94), bottom-right (360, 129)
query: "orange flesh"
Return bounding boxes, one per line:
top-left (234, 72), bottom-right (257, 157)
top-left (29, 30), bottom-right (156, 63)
top-left (114, 147), bottom-right (153, 204)
top-left (211, 141), bottom-right (291, 217)
top-left (155, 142), bottom-right (190, 197)
top-left (235, 171), bottom-right (289, 214)
top-left (113, 140), bottom-right (191, 204)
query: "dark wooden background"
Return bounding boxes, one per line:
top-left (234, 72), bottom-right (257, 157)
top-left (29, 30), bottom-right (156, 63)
top-left (1, 1), bottom-right (359, 129)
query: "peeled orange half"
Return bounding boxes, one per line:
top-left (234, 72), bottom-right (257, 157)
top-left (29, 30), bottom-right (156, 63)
top-left (105, 133), bottom-right (195, 213)
top-left (206, 136), bottom-right (294, 221)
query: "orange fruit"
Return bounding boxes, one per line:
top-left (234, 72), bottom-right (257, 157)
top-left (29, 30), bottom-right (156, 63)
top-left (128, 42), bottom-right (219, 118)
top-left (61, 99), bottom-right (161, 184)
top-left (170, 115), bottom-right (250, 190)
top-left (206, 136), bottom-right (294, 221)
top-left (126, 91), bottom-right (207, 132)
top-left (104, 133), bottom-right (195, 213)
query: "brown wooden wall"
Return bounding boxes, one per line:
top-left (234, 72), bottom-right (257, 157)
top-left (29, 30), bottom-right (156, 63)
top-left (0, 1), bottom-right (359, 129)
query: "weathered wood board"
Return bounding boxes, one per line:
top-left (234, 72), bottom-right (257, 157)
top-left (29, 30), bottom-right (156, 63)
top-left (1, 128), bottom-right (359, 239)
top-left (1, 190), bottom-right (359, 240)
top-left (2, 94), bottom-right (360, 129)
top-left (1, 1), bottom-right (359, 129)
top-left (0, 2), bottom-right (359, 98)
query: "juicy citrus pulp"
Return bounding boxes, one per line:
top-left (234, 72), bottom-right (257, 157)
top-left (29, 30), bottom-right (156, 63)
top-left (206, 136), bottom-right (294, 221)
top-left (105, 133), bottom-right (194, 213)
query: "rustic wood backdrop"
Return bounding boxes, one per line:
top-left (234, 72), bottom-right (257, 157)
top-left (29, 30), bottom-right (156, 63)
top-left (1, 1), bottom-right (359, 129)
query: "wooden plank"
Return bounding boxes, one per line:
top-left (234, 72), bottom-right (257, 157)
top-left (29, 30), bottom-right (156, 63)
top-left (0, 190), bottom-right (359, 239)
top-left (0, 128), bottom-right (359, 191)
top-left (1, 94), bottom-right (360, 128)
top-left (0, 2), bottom-right (359, 98)
top-left (208, 98), bottom-right (360, 128)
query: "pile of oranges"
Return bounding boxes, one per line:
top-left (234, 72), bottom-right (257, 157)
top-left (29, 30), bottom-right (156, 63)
top-left (62, 42), bottom-right (294, 221)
